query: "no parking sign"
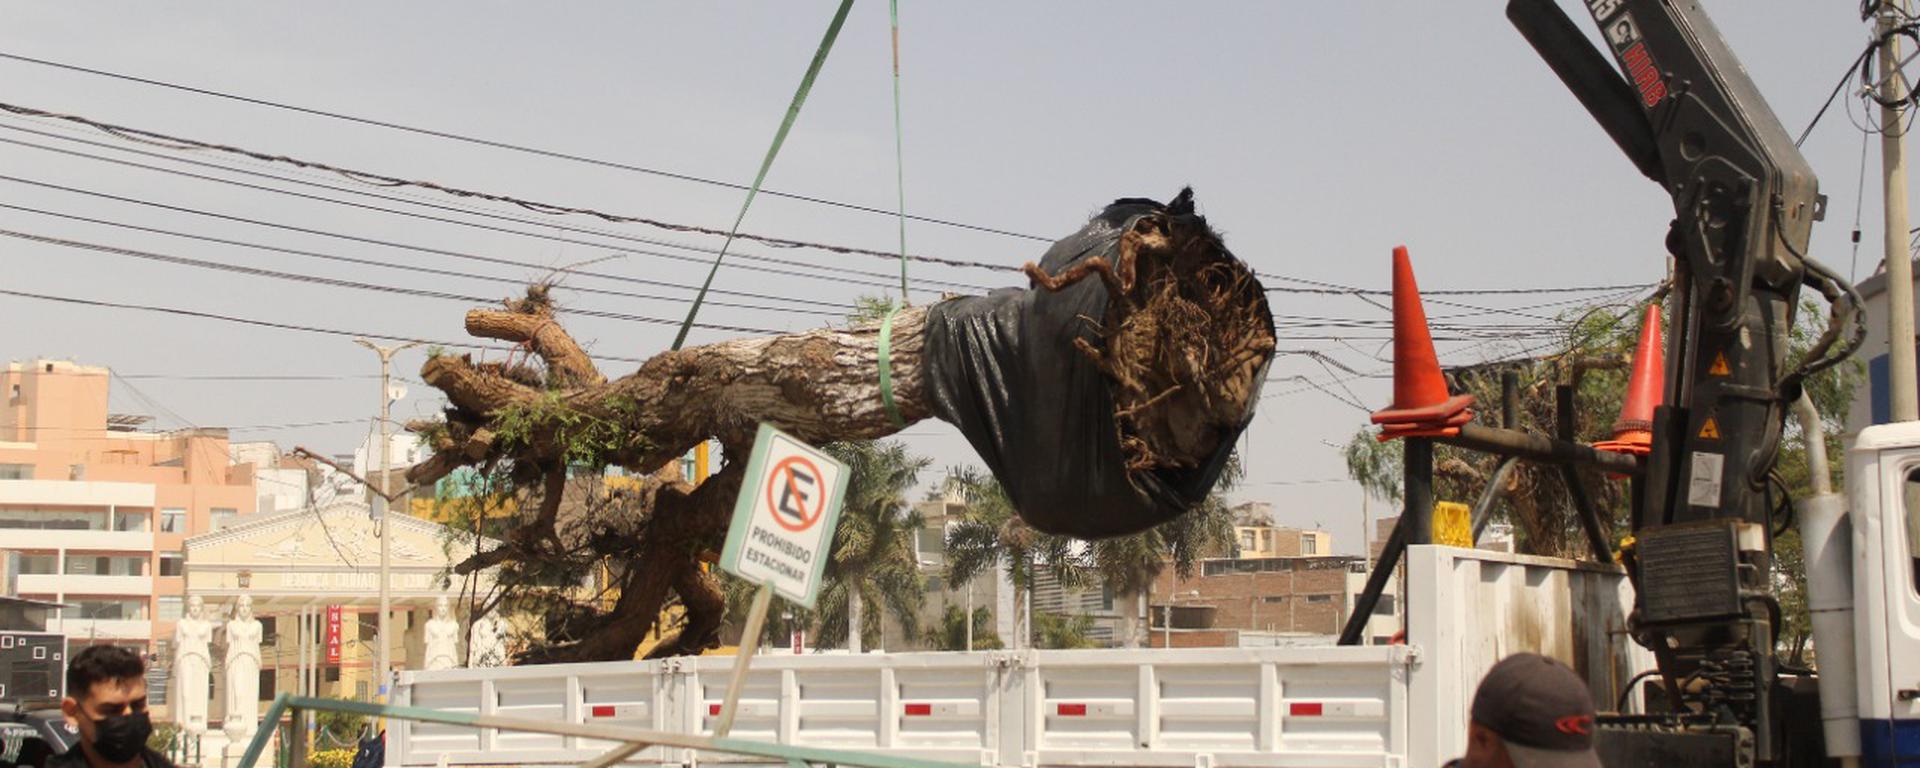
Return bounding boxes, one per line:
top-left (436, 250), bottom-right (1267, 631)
top-left (719, 423), bottom-right (849, 607)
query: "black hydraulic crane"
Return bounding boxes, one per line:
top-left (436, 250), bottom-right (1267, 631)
top-left (1507, 0), bottom-right (1864, 763)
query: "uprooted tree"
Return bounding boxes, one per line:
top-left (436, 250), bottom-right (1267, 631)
top-left (409, 189), bottom-right (1276, 663)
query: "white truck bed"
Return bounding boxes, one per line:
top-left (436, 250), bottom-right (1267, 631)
top-left (391, 546), bottom-right (1654, 768)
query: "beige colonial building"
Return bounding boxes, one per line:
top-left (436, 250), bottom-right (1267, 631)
top-left (182, 496), bottom-right (498, 734)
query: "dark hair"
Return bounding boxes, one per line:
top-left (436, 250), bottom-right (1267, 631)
top-left (66, 645), bottom-right (146, 701)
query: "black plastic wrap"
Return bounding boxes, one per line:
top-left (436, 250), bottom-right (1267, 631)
top-left (922, 195), bottom-right (1269, 539)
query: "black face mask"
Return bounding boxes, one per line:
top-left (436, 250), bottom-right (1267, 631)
top-left (88, 710), bottom-right (152, 763)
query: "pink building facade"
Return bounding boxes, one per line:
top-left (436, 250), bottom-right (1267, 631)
top-left (0, 359), bottom-right (257, 667)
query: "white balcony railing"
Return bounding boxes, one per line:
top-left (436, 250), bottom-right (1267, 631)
top-left (18, 573), bottom-right (151, 596)
top-left (9, 529), bottom-right (152, 551)
top-left (0, 479), bottom-right (155, 507)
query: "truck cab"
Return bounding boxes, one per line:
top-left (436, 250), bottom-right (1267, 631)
top-left (1846, 423), bottom-right (1920, 762)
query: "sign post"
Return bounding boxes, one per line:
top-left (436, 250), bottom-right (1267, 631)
top-left (714, 424), bottom-right (849, 737)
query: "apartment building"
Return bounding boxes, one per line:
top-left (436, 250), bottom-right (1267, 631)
top-left (1233, 524), bottom-right (1333, 557)
top-left (1226, 502), bottom-right (1334, 557)
top-left (0, 360), bottom-right (257, 664)
top-left (909, 494), bottom-right (1010, 648)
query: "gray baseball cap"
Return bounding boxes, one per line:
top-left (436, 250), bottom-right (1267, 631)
top-left (1469, 653), bottom-right (1601, 768)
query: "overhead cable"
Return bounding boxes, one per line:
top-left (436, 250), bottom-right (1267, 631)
top-left (0, 99), bottom-right (1022, 272)
top-left (0, 286), bottom-right (651, 365)
top-left (0, 131), bottom-right (983, 294)
top-left (0, 173), bottom-right (854, 311)
top-left (0, 227), bottom-right (784, 334)
top-left (0, 200), bottom-right (845, 318)
top-left (0, 50), bottom-right (1055, 242)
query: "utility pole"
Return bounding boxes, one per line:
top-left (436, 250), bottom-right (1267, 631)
top-left (1881, 1), bottom-right (1920, 422)
top-left (355, 338), bottom-right (417, 705)
top-left (1361, 493), bottom-right (1371, 563)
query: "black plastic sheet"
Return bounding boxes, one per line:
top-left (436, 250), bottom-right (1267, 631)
top-left (922, 194), bottom-right (1268, 539)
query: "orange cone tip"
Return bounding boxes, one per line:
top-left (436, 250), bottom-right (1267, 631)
top-left (1371, 245), bottom-right (1473, 439)
top-left (1594, 304), bottom-right (1664, 457)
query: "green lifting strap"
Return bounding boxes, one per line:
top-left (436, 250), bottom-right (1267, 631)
top-left (888, 0), bottom-right (910, 302)
top-left (878, 303), bottom-right (906, 428)
top-left (671, 0), bottom-right (856, 351)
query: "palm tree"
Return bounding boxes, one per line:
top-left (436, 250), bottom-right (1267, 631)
top-left (1033, 611), bottom-right (1099, 649)
top-left (813, 439), bottom-right (930, 652)
top-left (1087, 456), bottom-right (1240, 647)
top-left (927, 604), bottom-right (1002, 651)
top-left (942, 467), bottom-right (1089, 649)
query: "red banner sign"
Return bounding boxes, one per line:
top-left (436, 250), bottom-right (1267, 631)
top-left (325, 606), bottom-right (343, 664)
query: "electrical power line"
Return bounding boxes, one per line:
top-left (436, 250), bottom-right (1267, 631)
top-left (0, 286), bottom-right (651, 364)
top-left (0, 50), bottom-right (1056, 242)
top-left (0, 200), bottom-right (846, 319)
top-left (118, 373), bottom-right (380, 381)
top-left (0, 100), bottom-right (1024, 272)
top-left (0, 227), bottom-right (786, 335)
top-left (0, 188), bottom-right (1609, 340)
top-left (1263, 274), bottom-right (1653, 297)
top-left (0, 130), bottom-right (986, 295)
top-left (0, 173), bottom-right (855, 312)
top-left (9, 418), bottom-right (366, 435)
top-left (0, 105), bottom-right (1658, 306)
top-left (0, 121), bottom-right (995, 293)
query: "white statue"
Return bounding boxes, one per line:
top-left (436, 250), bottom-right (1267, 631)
top-left (173, 595), bottom-right (213, 735)
top-left (423, 596), bottom-right (461, 670)
top-left (468, 612), bottom-right (508, 668)
top-left (221, 595), bottom-right (263, 743)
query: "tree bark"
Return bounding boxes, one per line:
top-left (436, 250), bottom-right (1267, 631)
top-left (415, 184), bottom-right (1273, 664)
top-left (415, 291), bottom-right (938, 665)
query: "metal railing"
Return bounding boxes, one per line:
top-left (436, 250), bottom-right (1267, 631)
top-left (238, 694), bottom-right (979, 768)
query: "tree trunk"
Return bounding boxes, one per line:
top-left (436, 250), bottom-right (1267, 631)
top-left (412, 181), bottom-right (1274, 664)
top-left (847, 583), bottom-right (864, 654)
top-left (1116, 588), bottom-right (1140, 649)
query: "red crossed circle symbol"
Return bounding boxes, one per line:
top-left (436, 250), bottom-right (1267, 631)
top-left (765, 455), bottom-right (826, 532)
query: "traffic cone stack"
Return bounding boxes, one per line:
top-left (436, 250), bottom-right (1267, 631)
top-left (1371, 245), bottom-right (1475, 440)
top-left (1593, 304), bottom-right (1664, 456)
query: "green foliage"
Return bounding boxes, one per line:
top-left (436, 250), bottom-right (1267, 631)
top-left (943, 455), bottom-right (1241, 648)
top-left (310, 748), bottom-right (357, 768)
top-left (490, 392), bottom-right (649, 468)
top-left (1770, 301), bottom-right (1864, 653)
top-left (147, 721), bottom-right (179, 753)
top-left (315, 709), bottom-right (369, 742)
top-left (1033, 611), bottom-right (1099, 649)
top-left (814, 439), bottom-right (931, 648)
top-left (721, 438), bottom-right (933, 650)
top-left (927, 605), bottom-right (1002, 651)
top-left (1343, 432), bottom-right (1403, 504)
top-left (1359, 293), bottom-right (1860, 652)
top-left (941, 466), bottom-right (1088, 595)
top-left (847, 295), bottom-right (901, 326)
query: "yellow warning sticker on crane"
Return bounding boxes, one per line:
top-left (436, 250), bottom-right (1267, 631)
top-left (1698, 417), bottom-right (1721, 440)
top-left (1433, 501), bottom-right (1472, 548)
top-left (1708, 352), bottom-right (1731, 376)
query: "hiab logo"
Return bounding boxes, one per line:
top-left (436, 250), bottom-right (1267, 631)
top-left (1554, 715), bottom-right (1594, 736)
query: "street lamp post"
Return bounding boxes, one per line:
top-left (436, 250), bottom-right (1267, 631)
top-left (355, 338), bottom-right (418, 704)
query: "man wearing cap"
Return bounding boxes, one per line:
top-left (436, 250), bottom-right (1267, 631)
top-left (1446, 653), bottom-right (1601, 768)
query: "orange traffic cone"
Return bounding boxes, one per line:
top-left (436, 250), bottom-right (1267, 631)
top-left (1594, 304), bottom-right (1664, 456)
top-left (1371, 245), bottom-right (1474, 439)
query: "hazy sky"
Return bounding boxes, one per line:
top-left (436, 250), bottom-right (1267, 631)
top-left (0, 2), bottom-right (1894, 554)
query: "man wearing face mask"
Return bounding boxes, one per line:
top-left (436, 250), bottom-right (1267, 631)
top-left (51, 645), bottom-right (174, 768)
